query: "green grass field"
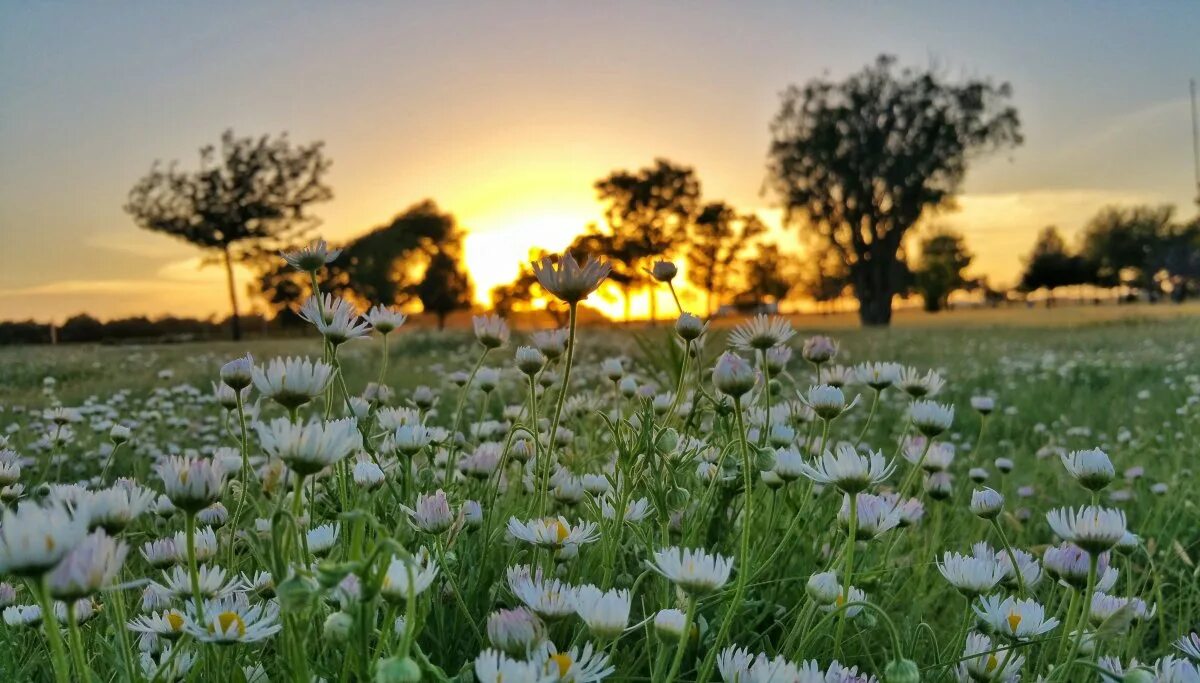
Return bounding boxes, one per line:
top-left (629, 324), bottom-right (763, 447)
top-left (1, 301), bottom-right (1198, 681)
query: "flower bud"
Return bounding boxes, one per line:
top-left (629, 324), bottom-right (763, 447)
top-left (970, 487), bottom-right (1004, 519)
top-left (712, 352), bottom-right (756, 397)
top-left (374, 656), bottom-right (422, 683)
top-left (675, 313), bottom-right (706, 341)
top-left (323, 610), bottom-right (354, 642)
top-left (515, 346), bottom-right (546, 376)
top-left (806, 571), bottom-right (840, 605)
top-left (884, 658), bottom-right (920, 683)
top-left (110, 424), bottom-right (131, 444)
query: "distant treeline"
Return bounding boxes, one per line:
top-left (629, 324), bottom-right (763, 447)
top-left (0, 314), bottom-right (276, 346)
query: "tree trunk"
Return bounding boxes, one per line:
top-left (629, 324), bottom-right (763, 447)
top-left (622, 284), bottom-right (632, 322)
top-left (437, 313), bottom-right (447, 330)
top-left (854, 258), bottom-right (895, 326)
top-left (222, 246), bottom-right (242, 341)
top-left (648, 286), bottom-right (657, 325)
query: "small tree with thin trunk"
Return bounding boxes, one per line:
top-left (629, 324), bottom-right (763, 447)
top-left (125, 129), bottom-right (332, 340)
top-left (767, 55), bottom-right (1021, 326)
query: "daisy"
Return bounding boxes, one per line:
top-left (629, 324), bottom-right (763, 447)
top-left (0, 501), bottom-right (90, 577)
top-left (938, 551), bottom-right (1006, 597)
top-left (366, 304), bottom-right (407, 335)
top-left (139, 646), bottom-right (197, 682)
top-left (839, 493), bottom-right (904, 538)
top-left (403, 490), bottom-right (456, 534)
top-left (729, 315), bottom-right (795, 351)
top-left (473, 314), bottom-right (511, 349)
top-left (155, 455), bottom-right (226, 513)
top-left (251, 356), bottom-right (334, 410)
top-left (855, 362), bottom-right (901, 390)
top-left (974, 595), bottom-right (1059, 641)
top-left (474, 649), bottom-right (556, 683)
top-left (507, 517), bottom-right (600, 550)
top-left (128, 609), bottom-right (190, 641)
top-left (1175, 632), bottom-right (1200, 661)
top-left (804, 385), bottom-right (851, 420)
top-left (1060, 448), bottom-right (1115, 491)
top-left (533, 641), bottom-right (614, 683)
top-left (47, 529), bottom-right (128, 600)
top-left (154, 565), bottom-right (243, 601)
top-left (306, 523), bottom-right (340, 557)
top-left (282, 238), bottom-right (341, 272)
top-left (712, 352), bottom-right (757, 397)
top-left (573, 584), bottom-right (630, 639)
top-left (380, 549), bottom-right (440, 602)
top-left (956, 631), bottom-right (1024, 682)
top-left (1046, 506), bottom-right (1127, 553)
top-left (186, 593), bottom-right (281, 644)
top-left (298, 294), bottom-right (371, 345)
top-left (909, 399), bottom-right (954, 437)
top-left (797, 443), bottom-right (895, 493)
top-left (486, 607), bottom-right (545, 657)
top-left (256, 417), bottom-right (362, 477)
top-left (532, 252), bottom-right (611, 304)
top-left (506, 566), bottom-right (577, 620)
top-left (897, 367), bottom-right (945, 398)
top-left (219, 353), bottom-right (254, 390)
top-left (83, 484), bottom-right (156, 533)
top-left (646, 546), bottom-right (733, 595)
top-left (801, 335), bottom-right (838, 364)
top-left (970, 488), bottom-right (1004, 519)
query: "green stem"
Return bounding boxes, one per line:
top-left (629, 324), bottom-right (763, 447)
top-left (65, 602), bottom-right (90, 682)
top-left (33, 578), bottom-right (72, 683)
top-left (853, 389), bottom-right (881, 448)
top-left (541, 302), bottom-right (579, 515)
top-left (184, 513), bottom-right (204, 614)
top-left (663, 595), bottom-right (698, 683)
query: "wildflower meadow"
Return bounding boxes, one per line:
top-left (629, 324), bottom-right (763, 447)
top-left (1, 243), bottom-right (1198, 683)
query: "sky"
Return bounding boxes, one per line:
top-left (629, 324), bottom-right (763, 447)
top-left (1, 1), bottom-right (1197, 322)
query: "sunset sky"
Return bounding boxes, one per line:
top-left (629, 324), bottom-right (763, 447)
top-left (1, 2), bottom-right (1198, 322)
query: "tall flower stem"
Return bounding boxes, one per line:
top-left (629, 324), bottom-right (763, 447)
top-left (663, 594), bottom-right (698, 683)
top-left (377, 332), bottom-right (391, 386)
top-left (695, 396), bottom-right (754, 683)
top-left (446, 349), bottom-right (491, 485)
top-left (184, 512), bottom-right (204, 615)
top-left (990, 519), bottom-right (1028, 596)
top-left (834, 491), bottom-right (859, 654)
top-left (227, 390), bottom-right (251, 567)
top-left (292, 473), bottom-right (310, 559)
top-left (32, 578), bottom-right (71, 683)
top-left (65, 602), bottom-right (90, 682)
top-left (852, 389), bottom-right (881, 447)
top-left (1062, 554), bottom-right (1099, 675)
top-left (540, 302), bottom-right (579, 515)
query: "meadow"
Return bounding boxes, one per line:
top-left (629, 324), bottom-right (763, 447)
top-left (1, 252), bottom-right (1198, 683)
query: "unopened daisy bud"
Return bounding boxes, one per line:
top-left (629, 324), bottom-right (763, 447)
top-left (109, 424), bottom-right (131, 444)
top-left (462, 500), bottom-right (483, 528)
top-left (925, 472), bottom-right (954, 501)
top-left (220, 353), bottom-right (254, 390)
top-left (910, 400), bottom-right (954, 437)
top-left (806, 571), bottom-right (841, 605)
top-left (675, 312), bottom-right (707, 341)
top-left (374, 656), bottom-right (422, 683)
top-left (970, 488), bottom-right (1004, 519)
top-left (712, 352), bottom-right (756, 398)
top-left (394, 424), bottom-right (431, 456)
top-left (884, 658), bottom-right (919, 683)
top-left (515, 346), bottom-right (546, 376)
top-left (323, 610), bottom-right (355, 643)
top-left (473, 314), bottom-right (510, 349)
top-left (802, 335), bottom-right (838, 364)
top-left (765, 345), bottom-right (792, 374)
top-left (404, 490), bottom-right (455, 534)
top-left (1061, 448), bottom-right (1114, 491)
top-left (601, 358), bottom-right (624, 381)
top-left (650, 259), bottom-right (677, 283)
top-left (968, 467), bottom-right (989, 483)
top-left (970, 396), bottom-right (995, 415)
top-left (994, 457), bottom-right (1014, 474)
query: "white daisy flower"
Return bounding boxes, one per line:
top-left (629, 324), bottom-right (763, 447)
top-left (645, 546), bottom-right (733, 595)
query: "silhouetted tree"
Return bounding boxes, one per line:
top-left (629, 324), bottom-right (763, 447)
top-left (742, 243), bottom-right (796, 308)
top-left (126, 130), bottom-right (332, 339)
top-left (594, 160), bottom-right (701, 321)
top-left (1079, 205), bottom-right (1175, 293)
top-left (766, 55), bottom-right (1022, 326)
top-left (413, 251), bottom-right (473, 329)
top-left (686, 203), bottom-right (767, 315)
top-left (796, 244), bottom-right (851, 313)
top-left (1020, 226), bottom-right (1093, 303)
top-left (59, 314), bottom-right (105, 343)
top-left (912, 228), bottom-right (973, 312)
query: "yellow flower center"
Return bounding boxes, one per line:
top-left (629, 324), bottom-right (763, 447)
top-left (1006, 611), bottom-right (1022, 634)
top-left (549, 653), bottom-right (573, 678)
top-left (835, 593), bottom-right (846, 607)
top-left (552, 520), bottom-right (569, 543)
top-left (44, 535), bottom-right (56, 552)
top-left (985, 654), bottom-right (998, 672)
top-left (213, 611), bottom-right (246, 638)
top-left (166, 612), bottom-right (185, 632)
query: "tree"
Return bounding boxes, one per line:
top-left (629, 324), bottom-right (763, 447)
top-left (490, 248), bottom-right (571, 326)
top-left (912, 228), bottom-right (973, 312)
top-left (1079, 205), bottom-right (1174, 293)
top-left (413, 250), bottom-right (473, 329)
top-left (742, 242), bottom-right (796, 309)
top-left (766, 55), bottom-right (1022, 326)
top-left (1019, 226), bottom-right (1092, 303)
top-left (685, 202), bottom-right (767, 315)
top-left (126, 130), bottom-right (332, 340)
top-left (257, 200), bottom-right (473, 325)
top-left (593, 159), bottom-right (701, 321)
top-left (796, 243), bottom-right (851, 313)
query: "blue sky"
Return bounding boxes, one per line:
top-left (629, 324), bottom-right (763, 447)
top-left (1, 2), bottom-right (1197, 320)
